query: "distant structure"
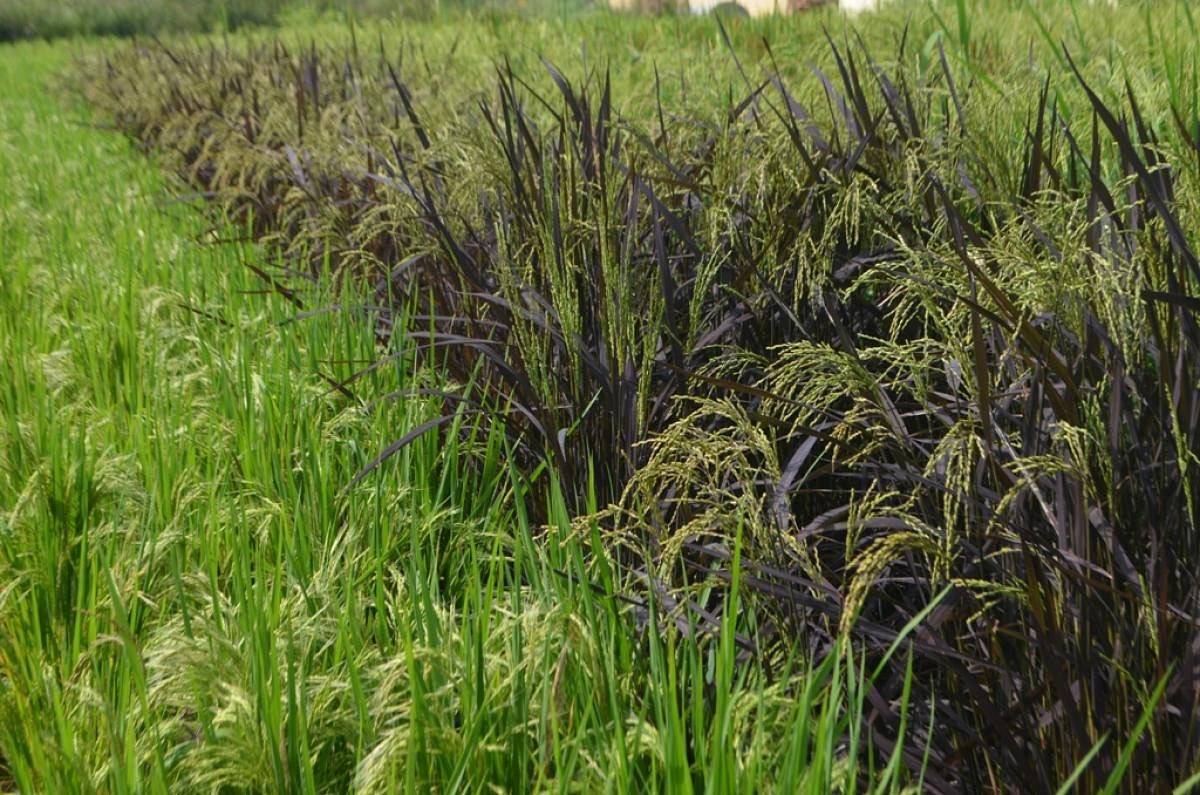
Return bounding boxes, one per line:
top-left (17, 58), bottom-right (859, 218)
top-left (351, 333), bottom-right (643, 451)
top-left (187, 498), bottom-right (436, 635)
top-left (606, 0), bottom-right (877, 15)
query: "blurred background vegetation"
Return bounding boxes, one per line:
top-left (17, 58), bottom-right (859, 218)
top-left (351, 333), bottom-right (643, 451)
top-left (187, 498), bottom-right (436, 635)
top-left (0, 0), bottom-right (604, 42)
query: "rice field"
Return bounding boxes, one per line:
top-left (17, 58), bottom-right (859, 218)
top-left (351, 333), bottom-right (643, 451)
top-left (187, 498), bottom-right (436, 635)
top-left (3, 1), bottom-right (1200, 792)
top-left (0, 34), bottom-right (926, 795)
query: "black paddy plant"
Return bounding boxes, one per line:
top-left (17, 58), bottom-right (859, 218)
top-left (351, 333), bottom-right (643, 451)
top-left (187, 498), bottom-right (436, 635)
top-left (76, 10), bottom-right (1200, 790)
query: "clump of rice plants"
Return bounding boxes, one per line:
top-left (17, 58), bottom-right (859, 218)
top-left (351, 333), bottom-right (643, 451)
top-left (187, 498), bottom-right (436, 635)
top-left (73, 4), bottom-right (1200, 789)
top-left (1, 41), bottom-right (937, 793)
